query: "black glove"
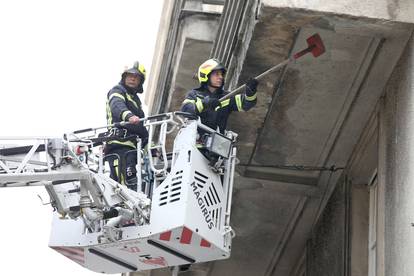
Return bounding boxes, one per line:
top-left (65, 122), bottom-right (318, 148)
top-left (202, 96), bottom-right (221, 110)
top-left (246, 78), bottom-right (259, 96)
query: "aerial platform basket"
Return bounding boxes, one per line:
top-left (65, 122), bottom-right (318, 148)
top-left (0, 112), bottom-right (236, 274)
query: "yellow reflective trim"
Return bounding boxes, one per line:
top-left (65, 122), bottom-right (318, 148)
top-left (114, 154), bottom-right (125, 184)
top-left (108, 140), bottom-right (136, 149)
top-left (112, 159), bottom-right (120, 182)
top-left (120, 172), bottom-right (125, 185)
top-left (214, 99), bottom-right (230, 111)
top-left (246, 93), bottom-right (257, 101)
top-left (106, 101), bottom-right (113, 125)
top-left (125, 93), bottom-right (139, 109)
top-left (221, 99), bottom-right (230, 107)
top-left (138, 63), bottom-right (146, 78)
top-left (183, 99), bottom-right (196, 104)
top-left (109, 93), bottom-right (125, 101)
top-left (122, 110), bottom-right (132, 121)
top-left (196, 98), bottom-right (204, 113)
top-left (235, 95), bottom-right (244, 111)
top-left (215, 99), bottom-right (230, 111)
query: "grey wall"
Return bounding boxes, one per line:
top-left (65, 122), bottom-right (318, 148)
top-left (145, 0), bottom-right (222, 114)
top-left (380, 32), bottom-right (414, 276)
top-left (349, 184), bottom-right (369, 276)
top-left (164, 13), bottom-right (220, 113)
top-left (305, 179), bottom-right (370, 276)
top-left (306, 177), bottom-right (347, 276)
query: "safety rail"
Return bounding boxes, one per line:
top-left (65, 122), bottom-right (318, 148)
top-left (0, 112), bottom-right (236, 229)
top-left (0, 137), bottom-right (74, 187)
top-left (0, 136), bottom-right (151, 227)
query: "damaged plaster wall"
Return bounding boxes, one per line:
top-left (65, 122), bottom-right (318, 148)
top-left (262, 0), bottom-right (414, 24)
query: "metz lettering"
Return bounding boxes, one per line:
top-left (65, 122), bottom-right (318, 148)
top-left (190, 182), bottom-right (214, 229)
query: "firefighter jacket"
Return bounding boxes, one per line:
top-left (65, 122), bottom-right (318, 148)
top-left (181, 85), bottom-right (257, 133)
top-left (106, 83), bottom-right (148, 148)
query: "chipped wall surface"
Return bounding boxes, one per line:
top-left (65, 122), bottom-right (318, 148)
top-left (209, 4), bottom-right (413, 275)
top-left (251, 30), bottom-right (373, 166)
top-left (262, 0), bottom-right (414, 23)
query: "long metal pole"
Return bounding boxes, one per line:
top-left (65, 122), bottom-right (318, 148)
top-left (219, 58), bottom-right (291, 101)
top-left (136, 138), bottom-right (142, 193)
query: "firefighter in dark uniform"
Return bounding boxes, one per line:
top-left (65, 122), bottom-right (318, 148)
top-left (105, 61), bottom-right (149, 191)
top-left (181, 58), bottom-right (258, 133)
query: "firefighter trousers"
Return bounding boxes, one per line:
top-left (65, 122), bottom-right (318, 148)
top-left (104, 144), bottom-right (138, 191)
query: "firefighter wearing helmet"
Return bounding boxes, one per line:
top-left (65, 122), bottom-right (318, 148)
top-left (105, 61), bottom-right (149, 191)
top-left (181, 58), bottom-right (258, 133)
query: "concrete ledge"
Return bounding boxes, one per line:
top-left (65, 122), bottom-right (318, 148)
top-left (262, 0), bottom-right (414, 24)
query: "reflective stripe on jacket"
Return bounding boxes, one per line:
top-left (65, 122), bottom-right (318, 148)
top-left (181, 85), bottom-right (257, 133)
top-left (106, 83), bottom-right (148, 148)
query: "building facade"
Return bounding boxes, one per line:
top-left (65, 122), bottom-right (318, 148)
top-left (138, 0), bottom-right (414, 275)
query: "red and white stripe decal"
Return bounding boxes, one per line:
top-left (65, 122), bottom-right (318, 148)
top-left (120, 246), bottom-right (141, 253)
top-left (200, 239), bottom-right (211, 248)
top-left (159, 231), bottom-right (172, 241)
top-left (52, 246), bottom-right (85, 265)
top-left (122, 219), bottom-right (136, 226)
top-left (180, 227), bottom-right (193, 244)
top-left (158, 227), bottom-right (211, 248)
top-left (140, 256), bottom-right (168, 267)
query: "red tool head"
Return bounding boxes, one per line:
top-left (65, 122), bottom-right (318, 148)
top-left (293, 33), bottom-right (326, 60)
top-left (307, 33), bottom-right (325, 57)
